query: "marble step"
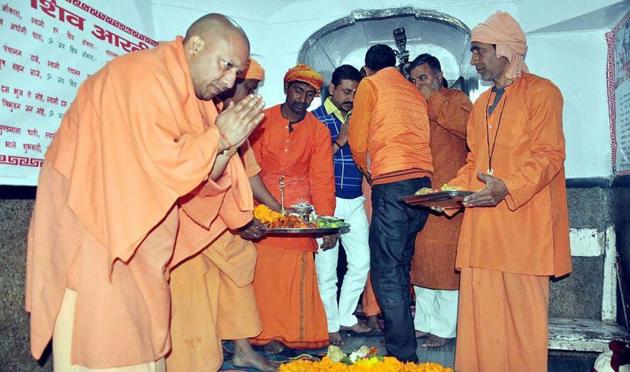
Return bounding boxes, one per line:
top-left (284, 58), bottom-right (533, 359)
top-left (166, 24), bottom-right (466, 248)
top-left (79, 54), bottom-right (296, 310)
top-left (549, 318), bottom-right (630, 352)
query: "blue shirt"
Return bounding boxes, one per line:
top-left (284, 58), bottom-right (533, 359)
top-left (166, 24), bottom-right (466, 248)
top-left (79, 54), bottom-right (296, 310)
top-left (312, 98), bottom-right (363, 199)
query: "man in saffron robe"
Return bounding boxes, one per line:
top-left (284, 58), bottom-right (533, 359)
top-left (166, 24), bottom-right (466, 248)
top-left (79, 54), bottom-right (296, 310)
top-left (348, 44), bottom-right (433, 363)
top-left (444, 12), bottom-right (572, 372)
top-left (250, 64), bottom-right (336, 354)
top-left (167, 59), bottom-right (278, 372)
top-left (407, 53), bottom-right (472, 348)
top-left (26, 14), bottom-right (265, 370)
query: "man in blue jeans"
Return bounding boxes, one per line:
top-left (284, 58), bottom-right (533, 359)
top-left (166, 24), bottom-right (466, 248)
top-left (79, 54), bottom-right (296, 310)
top-left (348, 44), bottom-right (433, 362)
top-left (312, 64), bottom-right (371, 346)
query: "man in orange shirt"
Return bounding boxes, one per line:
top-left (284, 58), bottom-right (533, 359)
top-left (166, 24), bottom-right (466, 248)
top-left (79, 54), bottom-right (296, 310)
top-left (444, 12), bottom-right (572, 371)
top-left (348, 44), bottom-right (433, 363)
top-left (167, 59), bottom-right (277, 372)
top-left (407, 53), bottom-right (472, 348)
top-left (250, 64), bottom-right (337, 354)
top-left (26, 14), bottom-right (264, 370)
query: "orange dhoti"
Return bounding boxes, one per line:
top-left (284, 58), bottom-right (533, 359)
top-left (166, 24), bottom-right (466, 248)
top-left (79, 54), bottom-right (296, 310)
top-left (167, 142), bottom-right (261, 371)
top-left (455, 267), bottom-right (549, 372)
top-left (361, 273), bottom-right (381, 317)
top-left (167, 229), bottom-right (261, 372)
top-left (250, 241), bottom-right (329, 349)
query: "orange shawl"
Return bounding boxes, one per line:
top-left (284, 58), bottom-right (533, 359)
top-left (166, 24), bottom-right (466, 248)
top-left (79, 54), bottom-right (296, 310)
top-left (46, 37), bottom-right (221, 265)
top-left (26, 38), bottom-right (253, 367)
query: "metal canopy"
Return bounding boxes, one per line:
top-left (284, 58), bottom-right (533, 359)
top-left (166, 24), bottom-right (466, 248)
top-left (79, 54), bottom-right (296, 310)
top-left (298, 7), bottom-right (478, 93)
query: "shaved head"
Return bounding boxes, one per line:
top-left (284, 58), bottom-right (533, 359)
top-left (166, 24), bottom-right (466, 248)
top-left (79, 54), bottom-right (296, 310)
top-left (184, 13), bottom-right (248, 49)
top-left (182, 13), bottom-right (250, 100)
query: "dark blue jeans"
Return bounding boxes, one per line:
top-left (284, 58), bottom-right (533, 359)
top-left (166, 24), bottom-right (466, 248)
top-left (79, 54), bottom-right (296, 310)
top-left (369, 177), bottom-right (431, 362)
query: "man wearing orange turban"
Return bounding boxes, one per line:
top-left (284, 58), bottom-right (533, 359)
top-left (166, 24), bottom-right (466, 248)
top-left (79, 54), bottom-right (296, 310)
top-left (219, 58), bottom-right (268, 109)
top-left (243, 58), bottom-right (265, 81)
top-left (283, 63), bottom-right (325, 93)
top-left (250, 64), bottom-right (336, 354)
top-left (442, 12), bottom-right (571, 371)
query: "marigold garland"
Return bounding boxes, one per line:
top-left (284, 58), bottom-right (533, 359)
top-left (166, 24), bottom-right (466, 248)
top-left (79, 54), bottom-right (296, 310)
top-left (279, 345), bottom-right (454, 372)
top-left (279, 356), bottom-right (453, 372)
top-left (253, 204), bottom-right (283, 224)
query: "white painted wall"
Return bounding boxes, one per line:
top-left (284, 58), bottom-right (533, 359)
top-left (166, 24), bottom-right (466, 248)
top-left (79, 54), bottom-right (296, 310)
top-left (528, 30), bottom-right (613, 178)
top-left (95, 0), bottom-right (155, 38)
top-left (150, 2), bottom-right (266, 64)
top-left (148, 0), bottom-right (626, 179)
top-left (0, 0), bottom-right (156, 185)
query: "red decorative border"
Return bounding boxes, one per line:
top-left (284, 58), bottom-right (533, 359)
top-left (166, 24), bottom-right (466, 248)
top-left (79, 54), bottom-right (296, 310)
top-left (606, 11), bottom-right (630, 176)
top-left (64, 0), bottom-right (158, 46)
top-left (0, 154), bottom-right (44, 167)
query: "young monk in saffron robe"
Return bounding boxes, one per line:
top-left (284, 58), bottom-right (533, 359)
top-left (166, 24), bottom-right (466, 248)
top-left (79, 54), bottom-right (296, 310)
top-left (249, 64), bottom-right (336, 354)
top-left (167, 59), bottom-right (277, 372)
top-left (443, 12), bottom-right (572, 372)
top-left (25, 14), bottom-right (264, 370)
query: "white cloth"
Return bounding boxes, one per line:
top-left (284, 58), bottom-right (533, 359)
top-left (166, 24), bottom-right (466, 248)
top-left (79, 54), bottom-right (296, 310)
top-left (53, 289), bottom-right (166, 372)
top-left (315, 196), bottom-right (370, 332)
top-left (413, 286), bottom-right (459, 339)
top-left (594, 349), bottom-right (630, 372)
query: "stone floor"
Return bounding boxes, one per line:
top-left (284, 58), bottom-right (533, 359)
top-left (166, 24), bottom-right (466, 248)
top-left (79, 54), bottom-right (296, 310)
top-left (219, 329), bottom-right (598, 371)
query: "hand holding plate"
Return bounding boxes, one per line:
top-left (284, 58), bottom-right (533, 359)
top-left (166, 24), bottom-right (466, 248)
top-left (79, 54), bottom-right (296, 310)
top-left (462, 171), bottom-right (508, 207)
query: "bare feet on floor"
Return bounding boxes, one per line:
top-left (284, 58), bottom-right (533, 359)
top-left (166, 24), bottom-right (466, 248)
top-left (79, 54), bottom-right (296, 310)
top-left (232, 339), bottom-right (279, 371)
top-left (415, 330), bottom-right (428, 338)
top-left (340, 322), bottom-right (371, 334)
top-left (329, 331), bottom-right (344, 346)
top-left (421, 334), bottom-right (449, 348)
top-left (365, 315), bottom-right (383, 332)
top-left (263, 340), bottom-right (285, 355)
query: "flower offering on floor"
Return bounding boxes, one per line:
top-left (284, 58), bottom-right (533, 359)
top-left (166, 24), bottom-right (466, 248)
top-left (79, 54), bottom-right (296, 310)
top-left (279, 345), bottom-right (454, 371)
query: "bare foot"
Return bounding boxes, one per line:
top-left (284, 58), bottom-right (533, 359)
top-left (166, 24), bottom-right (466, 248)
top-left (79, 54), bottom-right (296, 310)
top-left (340, 322), bottom-right (371, 333)
top-left (263, 340), bottom-right (285, 355)
top-left (415, 330), bottom-right (428, 338)
top-left (232, 339), bottom-right (278, 371)
top-left (421, 334), bottom-right (449, 348)
top-left (365, 315), bottom-right (383, 332)
top-left (329, 332), bottom-right (344, 346)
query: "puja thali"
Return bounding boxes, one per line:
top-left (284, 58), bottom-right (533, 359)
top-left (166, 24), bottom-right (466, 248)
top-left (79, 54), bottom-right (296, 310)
top-left (401, 190), bottom-right (473, 209)
top-left (254, 204), bottom-right (350, 235)
top-left (265, 223), bottom-right (351, 235)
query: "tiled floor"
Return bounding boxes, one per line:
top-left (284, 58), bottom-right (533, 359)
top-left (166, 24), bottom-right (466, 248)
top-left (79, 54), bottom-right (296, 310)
top-left (219, 330), bottom-right (598, 371)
